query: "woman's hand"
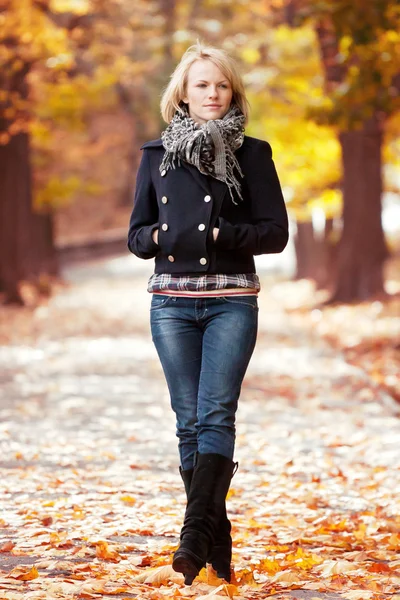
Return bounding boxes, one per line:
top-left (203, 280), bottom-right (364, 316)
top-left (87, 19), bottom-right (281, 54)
top-left (152, 228), bottom-right (159, 245)
top-left (213, 228), bottom-right (219, 241)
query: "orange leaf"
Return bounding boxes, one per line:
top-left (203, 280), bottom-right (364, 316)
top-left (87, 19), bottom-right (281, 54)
top-left (367, 562), bottom-right (392, 573)
top-left (95, 540), bottom-right (121, 562)
top-left (0, 541), bottom-right (14, 552)
top-left (9, 566), bottom-right (39, 580)
top-left (10, 548), bottom-right (27, 556)
top-left (235, 568), bottom-right (257, 585)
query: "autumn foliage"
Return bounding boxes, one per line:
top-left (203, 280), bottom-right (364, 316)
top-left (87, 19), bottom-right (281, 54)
top-left (1, 0), bottom-right (399, 303)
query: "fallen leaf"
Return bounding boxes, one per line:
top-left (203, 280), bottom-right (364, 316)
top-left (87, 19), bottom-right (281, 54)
top-left (95, 540), bottom-right (121, 562)
top-left (342, 591), bottom-right (374, 600)
top-left (0, 541), bottom-right (15, 552)
top-left (270, 569), bottom-right (302, 584)
top-left (193, 583), bottom-right (237, 599)
top-left (317, 559), bottom-right (355, 577)
top-left (8, 566), bottom-right (39, 580)
top-left (134, 564), bottom-right (184, 585)
top-left (120, 495), bottom-right (137, 504)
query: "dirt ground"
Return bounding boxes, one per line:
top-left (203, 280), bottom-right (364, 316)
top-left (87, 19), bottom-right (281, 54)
top-left (0, 256), bottom-right (399, 600)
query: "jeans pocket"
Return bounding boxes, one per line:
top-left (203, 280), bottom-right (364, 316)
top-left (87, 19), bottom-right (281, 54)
top-left (221, 295), bottom-right (259, 310)
top-left (150, 294), bottom-right (173, 310)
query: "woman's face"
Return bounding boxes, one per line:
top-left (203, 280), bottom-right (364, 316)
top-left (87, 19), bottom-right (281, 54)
top-left (182, 59), bottom-right (233, 125)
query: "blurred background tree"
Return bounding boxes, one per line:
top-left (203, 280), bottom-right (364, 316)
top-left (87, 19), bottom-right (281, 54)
top-left (0, 0), bottom-right (119, 302)
top-left (0, 0), bottom-right (399, 304)
top-left (284, 0), bottom-right (400, 301)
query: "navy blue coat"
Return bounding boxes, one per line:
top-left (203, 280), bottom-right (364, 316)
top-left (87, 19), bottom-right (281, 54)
top-left (127, 135), bottom-right (288, 275)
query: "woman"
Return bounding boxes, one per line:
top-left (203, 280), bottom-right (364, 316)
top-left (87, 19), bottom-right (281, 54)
top-left (127, 42), bottom-right (288, 585)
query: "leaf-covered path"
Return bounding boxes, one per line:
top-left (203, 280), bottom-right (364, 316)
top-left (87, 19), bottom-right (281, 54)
top-left (1, 257), bottom-right (399, 600)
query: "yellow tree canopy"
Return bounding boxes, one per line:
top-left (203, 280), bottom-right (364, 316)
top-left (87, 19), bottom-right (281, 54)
top-left (1, 0), bottom-right (399, 217)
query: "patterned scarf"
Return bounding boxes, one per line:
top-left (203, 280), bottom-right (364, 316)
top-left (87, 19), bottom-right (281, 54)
top-left (160, 104), bottom-right (245, 204)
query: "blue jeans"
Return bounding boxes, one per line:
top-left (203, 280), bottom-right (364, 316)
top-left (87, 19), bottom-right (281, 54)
top-left (150, 295), bottom-right (258, 470)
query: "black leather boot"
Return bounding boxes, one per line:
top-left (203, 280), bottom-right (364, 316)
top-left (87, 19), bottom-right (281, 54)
top-left (173, 453), bottom-right (236, 585)
top-left (179, 463), bottom-right (238, 582)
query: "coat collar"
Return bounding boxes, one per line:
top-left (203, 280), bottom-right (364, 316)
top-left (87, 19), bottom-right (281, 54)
top-left (180, 161), bottom-right (229, 203)
top-left (140, 138), bottom-right (163, 149)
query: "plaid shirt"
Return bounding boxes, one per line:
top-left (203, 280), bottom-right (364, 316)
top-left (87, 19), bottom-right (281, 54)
top-left (147, 273), bottom-right (260, 295)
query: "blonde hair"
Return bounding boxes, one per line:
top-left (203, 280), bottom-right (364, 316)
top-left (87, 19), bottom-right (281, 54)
top-left (160, 41), bottom-right (250, 125)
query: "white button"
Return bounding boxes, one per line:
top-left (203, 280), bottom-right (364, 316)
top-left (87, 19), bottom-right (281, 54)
top-left (161, 223), bottom-right (168, 231)
top-left (161, 196), bottom-right (168, 204)
top-left (161, 169), bottom-right (166, 177)
top-left (204, 195), bottom-right (211, 202)
top-left (199, 258), bottom-right (207, 265)
top-left (168, 255), bottom-right (175, 262)
top-left (198, 224), bottom-right (206, 231)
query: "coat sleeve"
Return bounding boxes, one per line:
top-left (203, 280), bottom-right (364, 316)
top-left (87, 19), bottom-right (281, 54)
top-left (214, 140), bottom-right (289, 255)
top-left (127, 149), bottom-right (160, 259)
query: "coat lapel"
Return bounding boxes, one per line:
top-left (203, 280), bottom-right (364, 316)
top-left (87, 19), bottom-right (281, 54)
top-left (181, 162), bottom-right (211, 195)
top-left (142, 137), bottom-right (229, 206)
top-left (182, 162), bottom-right (228, 206)
top-left (209, 176), bottom-right (228, 207)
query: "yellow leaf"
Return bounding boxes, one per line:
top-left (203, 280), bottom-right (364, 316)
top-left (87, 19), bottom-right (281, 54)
top-left (286, 547), bottom-right (323, 570)
top-left (258, 557), bottom-right (282, 574)
top-left (120, 495), bottom-right (136, 504)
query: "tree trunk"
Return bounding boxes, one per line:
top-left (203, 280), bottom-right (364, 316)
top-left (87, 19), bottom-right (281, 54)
top-left (0, 50), bottom-right (58, 304)
top-left (294, 218), bottom-right (337, 289)
top-left (119, 0), bottom-right (177, 208)
top-left (0, 132), bottom-right (58, 304)
top-left (116, 83), bottom-right (147, 208)
top-left (314, 217), bottom-right (337, 290)
top-left (330, 116), bottom-right (388, 303)
top-left (294, 221), bottom-right (315, 280)
top-left (313, 16), bottom-right (388, 302)
top-left (161, 0), bottom-right (176, 65)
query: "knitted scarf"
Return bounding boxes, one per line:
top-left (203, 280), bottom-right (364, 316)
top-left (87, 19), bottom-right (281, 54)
top-left (160, 104), bottom-right (245, 204)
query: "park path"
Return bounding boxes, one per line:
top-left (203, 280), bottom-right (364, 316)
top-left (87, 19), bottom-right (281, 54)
top-left (0, 256), bottom-right (399, 600)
